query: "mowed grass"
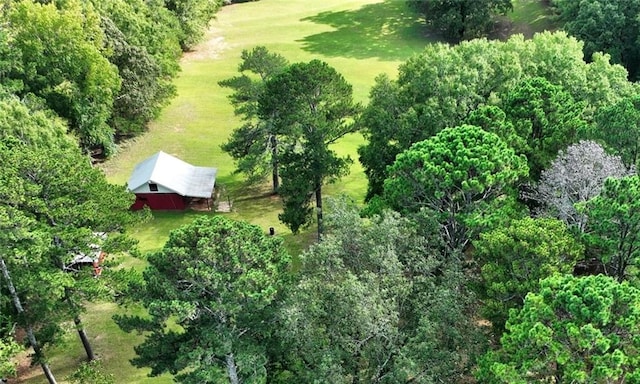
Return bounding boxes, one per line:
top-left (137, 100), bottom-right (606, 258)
top-left (100, 0), bottom-right (434, 255)
top-left (20, 1), bottom-right (429, 383)
top-left (21, 1), bottom-right (557, 382)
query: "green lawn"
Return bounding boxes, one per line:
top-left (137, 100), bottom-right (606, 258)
top-left (100, 0), bottom-right (434, 256)
top-left (22, 0), bottom-right (557, 382)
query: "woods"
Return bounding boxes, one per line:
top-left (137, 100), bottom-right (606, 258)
top-left (5, 0), bottom-right (640, 383)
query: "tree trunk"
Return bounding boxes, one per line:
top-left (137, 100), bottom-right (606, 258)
top-left (226, 353), bottom-right (240, 384)
top-left (0, 257), bottom-right (58, 384)
top-left (271, 135), bottom-right (279, 193)
top-left (315, 182), bottom-right (323, 241)
top-left (74, 316), bottom-right (95, 361)
top-left (64, 289), bottom-right (95, 361)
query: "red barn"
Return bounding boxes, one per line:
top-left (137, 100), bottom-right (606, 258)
top-left (127, 151), bottom-right (217, 210)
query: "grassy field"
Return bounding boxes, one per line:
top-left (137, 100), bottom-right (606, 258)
top-left (101, 0), bottom-right (434, 257)
top-left (19, 0), bottom-right (556, 382)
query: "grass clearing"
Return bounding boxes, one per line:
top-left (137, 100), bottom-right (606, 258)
top-left (101, 0), bottom-right (432, 255)
top-left (21, 0), bottom-right (558, 382)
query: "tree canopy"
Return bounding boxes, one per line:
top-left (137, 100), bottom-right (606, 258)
top-left (407, 0), bottom-right (513, 41)
top-left (359, 31), bottom-right (633, 199)
top-left (477, 274), bottom-right (640, 383)
top-left (259, 59), bottom-right (360, 237)
top-left (5, 0), bottom-right (121, 153)
top-left (0, 94), bottom-right (140, 382)
top-left (531, 140), bottom-right (630, 231)
top-left (384, 124), bottom-right (528, 251)
top-left (552, 0), bottom-right (640, 79)
top-left (117, 216), bottom-right (291, 384)
top-left (275, 198), bottom-right (483, 383)
top-left (219, 46), bottom-right (289, 191)
top-left (475, 217), bottom-right (583, 331)
top-left (581, 175), bottom-right (640, 281)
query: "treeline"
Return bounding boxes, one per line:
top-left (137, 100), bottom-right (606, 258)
top-left (118, 32), bottom-right (640, 382)
top-left (0, 0), bottom-right (222, 155)
top-left (407, 0), bottom-right (640, 80)
top-left (0, 0), bottom-right (222, 382)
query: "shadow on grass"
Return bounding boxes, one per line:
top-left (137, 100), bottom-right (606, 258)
top-left (298, 0), bottom-right (440, 61)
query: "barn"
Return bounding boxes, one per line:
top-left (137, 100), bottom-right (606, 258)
top-left (127, 151), bottom-right (217, 210)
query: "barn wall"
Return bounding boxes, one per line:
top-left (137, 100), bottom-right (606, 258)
top-left (131, 193), bottom-right (186, 210)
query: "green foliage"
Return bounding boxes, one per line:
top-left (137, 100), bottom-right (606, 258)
top-left (100, 16), bottom-right (175, 138)
top-left (384, 124), bottom-right (528, 251)
top-left (118, 216), bottom-right (291, 383)
top-left (5, 0), bottom-right (121, 153)
top-left (359, 31), bottom-right (634, 199)
top-left (219, 46), bottom-right (289, 189)
top-left (407, 0), bottom-right (513, 41)
top-left (0, 337), bottom-right (21, 379)
top-left (474, 217), bottom-right (583, 331)
top-left (477, 274), bottom-right (640, 383)
top-left (164, 0), bottom-right (222, 50)
top-left (501, 77), bottom-right (588, 180)
top-left (594, 93), bottom-right (640, 167)
top-left (275, 197), bottom-right (483, 383)
top-left (260, 60), bottom-right (360, 235)
top-left (66, 361), bottom-right (115, 384)
top-left (0, 107), bottom-right (139, 371)
top-left (0, 95), bottom-right (77, 149)
top-left (581, 175), bottom-right (640, 282)
top-left (552, 0), bottom-right (640, 79)
top-left (89, 0), bottom-right (182, 80)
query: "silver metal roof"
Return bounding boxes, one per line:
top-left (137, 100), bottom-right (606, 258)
top-left (127, 151), bottom-right (217, 198)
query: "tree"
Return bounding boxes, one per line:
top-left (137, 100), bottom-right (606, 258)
top-left (275, 198), bottom-right (483, 383)
top-left (0, 210), bottom-right (60, 384)
top-left (501, 77), bottom-right (589, 180)
top-left (101, 16), bottom-right (175, 138)
top-left (407, 0), bottom-right (513, 41)
top-left (219, 46), bottom-right (289, 192)
top-left (259, 60), bottom-right (360, 238)
top-left (0, 99), bottom-right (140, 380)
top-left (581, 175), bottom-right (640, 281)
top-left (163, 0), bottom-right (221, 50)
top-left (383, 125), bottom-right (528, 251)
top-left (477, 274), bottom-right (640, 383)
top-left (531, 140), bottom-right (630, 231)
top-left (117, 216), bottom-right (291, 384)
top-left (5, 0), bottom-right (121, 153)
top-left (474, 217), bottom-right (583, 331)
top-left (358, 32), bottom-right (633, 200)
top-left (89, 0), bottom-right (182, 80)
top-left (552, 0), bottom-right (640, 79)
top-left (594, 93), bottom-right (640, 167)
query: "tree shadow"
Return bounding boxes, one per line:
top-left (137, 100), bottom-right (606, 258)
top-left (298, 0), bottom-right (442, 61)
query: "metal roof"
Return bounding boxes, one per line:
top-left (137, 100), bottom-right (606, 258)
top-left (127, 151), bottom-right (217, 198)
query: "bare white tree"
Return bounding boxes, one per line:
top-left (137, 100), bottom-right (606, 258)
top-left (532, 140), bottom-right (633, 231)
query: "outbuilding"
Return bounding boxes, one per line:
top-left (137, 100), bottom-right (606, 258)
top-left (127, 151), bottom-right (217, 210)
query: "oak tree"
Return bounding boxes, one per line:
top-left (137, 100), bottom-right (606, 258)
top-left (407, 0), bottom-right (513, 41)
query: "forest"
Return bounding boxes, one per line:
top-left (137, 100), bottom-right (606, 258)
top-left (3, 0), bottom-right (640, 383)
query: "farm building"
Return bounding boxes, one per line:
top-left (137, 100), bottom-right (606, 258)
top-left (127, 151), bottom-right (217, 210)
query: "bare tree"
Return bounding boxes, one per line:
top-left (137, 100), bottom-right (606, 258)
top-left (532, 140), bottom-right (633, 231)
